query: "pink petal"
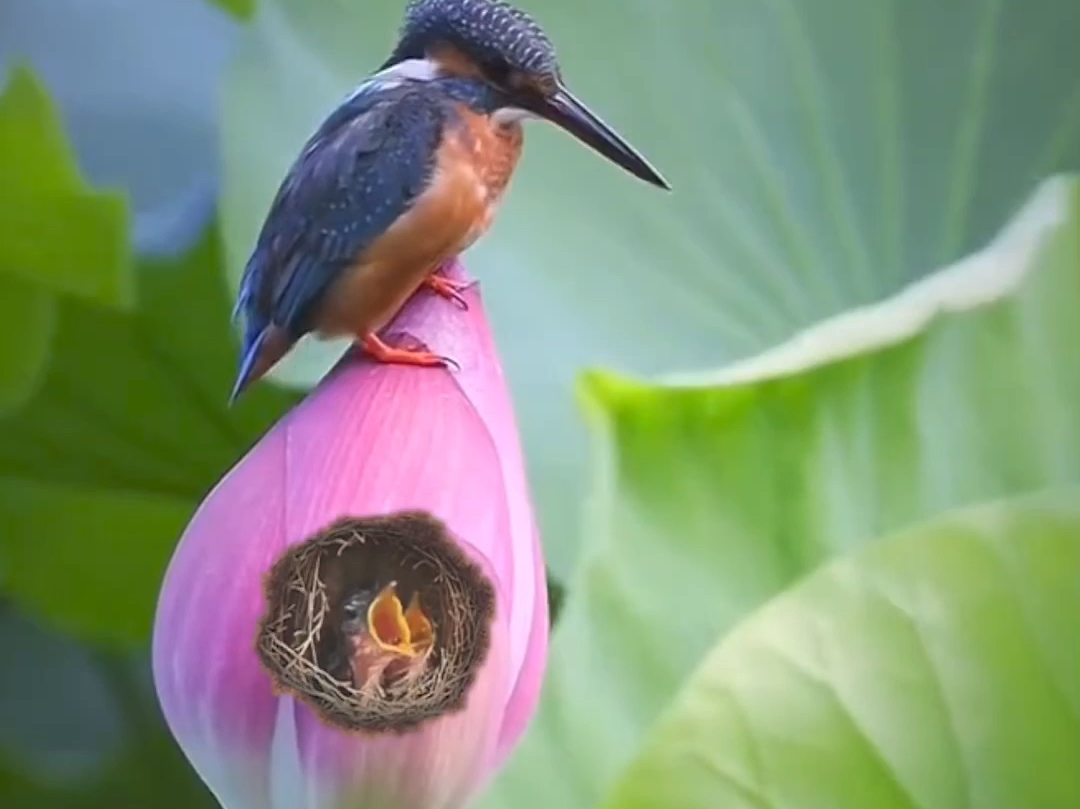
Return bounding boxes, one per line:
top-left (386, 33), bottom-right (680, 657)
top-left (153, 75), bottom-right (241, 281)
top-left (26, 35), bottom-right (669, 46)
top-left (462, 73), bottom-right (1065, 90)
top-left (390, 261), bottom-right (548, 750)
top-left (153, 425), bottom-right (287, 809)
top-left (495, 519), bottom-right (549, 763)
top-left (153, 266), bottom-right (547, 809)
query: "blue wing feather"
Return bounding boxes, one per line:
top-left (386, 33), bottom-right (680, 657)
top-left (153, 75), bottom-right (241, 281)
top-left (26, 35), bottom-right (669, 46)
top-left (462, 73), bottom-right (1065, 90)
top-left (233, 79), bottom-right (447, 351)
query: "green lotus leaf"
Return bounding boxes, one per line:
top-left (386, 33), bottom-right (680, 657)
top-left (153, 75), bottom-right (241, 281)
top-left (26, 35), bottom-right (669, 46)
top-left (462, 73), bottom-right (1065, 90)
top-left (602, 487), bottom-right (1080, 809)
top-left (480, 177), bottom-right (1079, 809)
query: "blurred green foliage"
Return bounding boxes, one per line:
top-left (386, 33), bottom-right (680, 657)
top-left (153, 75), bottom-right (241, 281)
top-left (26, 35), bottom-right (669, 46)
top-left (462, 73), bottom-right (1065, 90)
top-left (0, 66), bottom-right (129, 413)
top-left (0, 66), bottom-right (130, 308)
top-left (1, 1), bottom-right (1079, 808)
top-left (0, 642), bottom-right (215, 808)
top-left (209, 0), bottom-right (256, 21)
top-left (0, 224), bottom-right (299, 647)
top-left (0, 60), bottom-right (293, 805)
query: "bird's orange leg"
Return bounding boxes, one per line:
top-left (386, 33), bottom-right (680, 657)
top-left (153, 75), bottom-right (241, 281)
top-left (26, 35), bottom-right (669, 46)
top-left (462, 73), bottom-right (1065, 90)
top-left (362, 333), bottom-right (458, 371)
top-left (423, 273), bottom-right (470, 310)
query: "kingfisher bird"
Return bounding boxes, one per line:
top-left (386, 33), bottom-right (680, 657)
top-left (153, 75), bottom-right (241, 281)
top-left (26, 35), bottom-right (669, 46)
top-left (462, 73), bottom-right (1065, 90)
top-left (230, 0), bottom-right (669, 402)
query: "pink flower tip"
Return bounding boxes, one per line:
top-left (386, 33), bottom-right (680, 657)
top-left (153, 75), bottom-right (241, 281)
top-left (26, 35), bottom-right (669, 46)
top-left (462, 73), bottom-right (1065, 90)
top-left (152, 263), bottom-right (549, 809)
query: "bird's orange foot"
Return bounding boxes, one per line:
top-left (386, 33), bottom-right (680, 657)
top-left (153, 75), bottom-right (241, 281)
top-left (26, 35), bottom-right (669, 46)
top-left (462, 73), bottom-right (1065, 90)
top-left (362, 333), bottom-right (459, 371)
top-left (423, 274), bottom-right (470, 310)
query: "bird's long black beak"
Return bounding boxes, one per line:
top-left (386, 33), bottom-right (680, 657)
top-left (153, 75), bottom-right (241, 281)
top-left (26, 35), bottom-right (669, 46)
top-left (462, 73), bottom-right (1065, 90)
top-left (523, 84), bottom-right (670, 190)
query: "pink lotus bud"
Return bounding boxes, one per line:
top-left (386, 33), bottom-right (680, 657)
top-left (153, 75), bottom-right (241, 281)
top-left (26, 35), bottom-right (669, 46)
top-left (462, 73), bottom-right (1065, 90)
top-left (152, 262), bottom-right (548, 809)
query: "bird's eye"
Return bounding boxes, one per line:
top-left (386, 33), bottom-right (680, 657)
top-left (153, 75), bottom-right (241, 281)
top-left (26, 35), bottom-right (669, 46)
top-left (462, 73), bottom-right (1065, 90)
top-left (483, 60), bottom-right (512, 86)
top-left (341, 594), bottom-right (366, 620)
top-left (503, 69), bottom-right (556, 98)
top-left (539, 74), bottom-right (559, 96)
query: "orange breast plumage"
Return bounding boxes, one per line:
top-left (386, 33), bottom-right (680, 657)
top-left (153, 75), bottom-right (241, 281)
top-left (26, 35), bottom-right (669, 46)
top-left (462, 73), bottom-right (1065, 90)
top-left (314, 107), bottom-right (523, 340)
top-left (449, 104), bottom-right (524, 247)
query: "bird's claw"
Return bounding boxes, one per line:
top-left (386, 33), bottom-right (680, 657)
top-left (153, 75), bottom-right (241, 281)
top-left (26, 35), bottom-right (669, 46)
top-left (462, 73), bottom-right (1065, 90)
top-left (424, 274), bottom-right (471, 310)
top-left (363, 333), bottom-right (459, 372)
top-left (436, 353), bottom-right (461, 372)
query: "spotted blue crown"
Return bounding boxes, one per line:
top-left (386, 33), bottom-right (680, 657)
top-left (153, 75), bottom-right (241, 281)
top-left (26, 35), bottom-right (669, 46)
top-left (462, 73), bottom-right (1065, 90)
top-left (384, 0), bottom-right (560, 82)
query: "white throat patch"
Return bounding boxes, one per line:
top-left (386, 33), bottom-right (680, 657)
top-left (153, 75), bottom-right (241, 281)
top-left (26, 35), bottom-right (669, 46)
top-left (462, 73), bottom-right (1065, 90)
top-left (491, 107), bottom-right (537, 126)
top-left (372, 58), bottom-right (441, 86)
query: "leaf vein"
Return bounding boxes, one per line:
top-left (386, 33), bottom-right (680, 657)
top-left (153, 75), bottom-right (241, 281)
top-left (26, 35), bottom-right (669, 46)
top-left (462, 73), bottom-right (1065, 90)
top-left (941, 0), bottom-right (1004, 261)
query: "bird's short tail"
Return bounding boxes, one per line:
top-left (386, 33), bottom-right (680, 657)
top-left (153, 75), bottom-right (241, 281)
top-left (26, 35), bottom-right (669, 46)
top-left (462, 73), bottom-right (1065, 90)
top-left (229, 324), bottom-right (292, 405)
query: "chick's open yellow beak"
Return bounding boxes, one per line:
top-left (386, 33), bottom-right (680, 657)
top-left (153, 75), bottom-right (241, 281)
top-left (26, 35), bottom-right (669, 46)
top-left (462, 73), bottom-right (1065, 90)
top-left (367, 582), bottom-right (433, 657)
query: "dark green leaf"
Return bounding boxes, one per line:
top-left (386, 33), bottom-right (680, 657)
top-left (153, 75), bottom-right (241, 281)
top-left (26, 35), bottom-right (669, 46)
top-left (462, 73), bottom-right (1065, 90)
top-left (0, 64), bottom-right (131, 309)
top-left (0, 483), bottom-right (192, 645)
top-left (0, 226), bottom-right (299, 646)
top-left (0, 65), bottom-right (132, 412)
top-left (0, 275), bottom-right (54, 412)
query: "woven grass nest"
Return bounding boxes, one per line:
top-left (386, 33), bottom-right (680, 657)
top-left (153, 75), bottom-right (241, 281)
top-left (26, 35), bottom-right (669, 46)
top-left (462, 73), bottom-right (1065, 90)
top-left (255, 511), bottom-right (495, 733)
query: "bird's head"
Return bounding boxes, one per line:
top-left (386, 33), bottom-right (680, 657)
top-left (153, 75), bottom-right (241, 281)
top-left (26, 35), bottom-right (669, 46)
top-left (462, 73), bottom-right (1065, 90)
top-left (381, 0), bottom-right (669, 189)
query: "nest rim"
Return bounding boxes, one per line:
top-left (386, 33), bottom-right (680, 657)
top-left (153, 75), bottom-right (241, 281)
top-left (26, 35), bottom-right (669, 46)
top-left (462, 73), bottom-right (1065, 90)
top-left (254, 510), bottom-right (497, 734)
